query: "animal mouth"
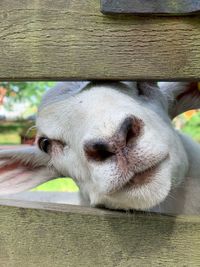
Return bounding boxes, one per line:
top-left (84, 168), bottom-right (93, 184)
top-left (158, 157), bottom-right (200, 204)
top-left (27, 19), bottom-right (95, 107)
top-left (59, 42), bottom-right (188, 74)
top-left (110, 153), bottom-right (169, 194)
top-left (124, 165), bottom-right (158, 189)
top-left (124, 154), bottom-right (169, 190)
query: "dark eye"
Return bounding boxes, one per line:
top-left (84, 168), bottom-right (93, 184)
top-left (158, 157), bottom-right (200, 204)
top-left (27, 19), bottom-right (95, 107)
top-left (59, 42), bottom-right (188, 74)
top-left (38, 137), bottom-right (51, 153)
top-left (137, 84), bottom-right (144, 96)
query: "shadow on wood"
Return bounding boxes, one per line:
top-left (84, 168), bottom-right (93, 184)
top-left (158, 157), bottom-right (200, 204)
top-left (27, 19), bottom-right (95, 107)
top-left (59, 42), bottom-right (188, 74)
top-left (101, 0), bottom-right (200, 15)
top-left (0, 198), bottom-right (200, 266)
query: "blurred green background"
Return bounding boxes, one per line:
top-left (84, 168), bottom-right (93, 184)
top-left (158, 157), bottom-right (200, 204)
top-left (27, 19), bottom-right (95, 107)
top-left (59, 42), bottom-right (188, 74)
top-left (0, 82), bottom-right (78, 192)
top-left (0, 82), bottom-right (199, 192)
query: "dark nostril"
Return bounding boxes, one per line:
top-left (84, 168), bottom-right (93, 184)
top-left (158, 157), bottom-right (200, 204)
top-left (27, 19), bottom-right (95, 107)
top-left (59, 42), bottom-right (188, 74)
top-left (119, 116), bottom-right (143, 145)
top-left (126, 126), bottom-right (135, 144)
top-left (84, 117), bottom-right (143, 162)
top-left (84, 142), bottom-right (115, 162)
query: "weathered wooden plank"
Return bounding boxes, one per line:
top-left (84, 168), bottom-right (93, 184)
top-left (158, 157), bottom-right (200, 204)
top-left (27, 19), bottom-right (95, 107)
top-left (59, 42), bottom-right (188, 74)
top-left (0, 199), bottom-right (200, 266)
top-left (101, 0), bottom-right (200, 15)
top-left (0, 192), bottom-right (82, 205)
top-left (0, 0), bottom-right (200, 80)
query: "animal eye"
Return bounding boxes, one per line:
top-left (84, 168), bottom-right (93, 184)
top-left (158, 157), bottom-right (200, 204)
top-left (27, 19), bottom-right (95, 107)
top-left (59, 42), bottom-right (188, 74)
top-left (137, 85), bottom-right (144, 96)
top-left (38, 137), bottom-right (51, 153)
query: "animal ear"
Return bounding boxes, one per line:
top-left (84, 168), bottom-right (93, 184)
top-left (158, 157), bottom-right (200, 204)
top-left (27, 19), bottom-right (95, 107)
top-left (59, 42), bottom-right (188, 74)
top-left (0, 146), bottom-right (59, 195)
top-left (137, 82), bottom-right (168, 111)
top-left (159, 82), bottom-right (200, 119)
top-left (137, 82), bottom-right (159, 97)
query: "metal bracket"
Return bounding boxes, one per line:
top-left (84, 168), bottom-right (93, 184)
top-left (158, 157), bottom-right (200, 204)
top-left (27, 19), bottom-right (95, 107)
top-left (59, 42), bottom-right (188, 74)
top-left (101, 0), bottom-right (200, 16)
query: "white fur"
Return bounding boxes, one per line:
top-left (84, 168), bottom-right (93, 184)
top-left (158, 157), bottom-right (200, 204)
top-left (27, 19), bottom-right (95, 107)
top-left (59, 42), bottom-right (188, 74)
top-left (0, 82), bottom-right (200, 214)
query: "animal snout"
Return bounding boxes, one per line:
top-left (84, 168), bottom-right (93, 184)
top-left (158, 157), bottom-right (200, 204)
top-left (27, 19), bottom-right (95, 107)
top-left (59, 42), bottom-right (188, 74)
top-left (84, 116), bottom-right (143, 162)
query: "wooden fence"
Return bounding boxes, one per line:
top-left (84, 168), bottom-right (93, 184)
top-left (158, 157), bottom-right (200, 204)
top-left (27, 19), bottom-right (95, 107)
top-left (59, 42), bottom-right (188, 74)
top-left (0, 0), bottom-right (200, 266)
top-left (0, 0), bottom-right (200, 81)
top-left (1, 197), bottom-right (200, 266)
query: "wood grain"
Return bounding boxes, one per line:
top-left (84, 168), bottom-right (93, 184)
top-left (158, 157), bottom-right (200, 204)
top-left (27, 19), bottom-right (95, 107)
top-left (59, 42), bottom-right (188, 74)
top-left (0, 199), bottom-right (200, 266)
top-left (0, 0), bottom-right (200, 80)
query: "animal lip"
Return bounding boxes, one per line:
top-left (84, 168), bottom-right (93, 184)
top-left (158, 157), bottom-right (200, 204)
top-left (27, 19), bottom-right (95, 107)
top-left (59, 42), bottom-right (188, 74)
top-left (124, 155), bottom-right (169, 190)
top-left (109, 154), bottom-right (169, 194)
top-left (124, 165), bottom-right (158, 188)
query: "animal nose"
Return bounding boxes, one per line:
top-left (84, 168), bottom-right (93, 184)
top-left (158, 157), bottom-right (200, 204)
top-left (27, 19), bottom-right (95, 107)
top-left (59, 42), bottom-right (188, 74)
top-left (118, 116), bottom-right (143, 146)
top-left (84, 142), bottom-right (115, 162)
top-left (84, 116), bottom-right (143, 162)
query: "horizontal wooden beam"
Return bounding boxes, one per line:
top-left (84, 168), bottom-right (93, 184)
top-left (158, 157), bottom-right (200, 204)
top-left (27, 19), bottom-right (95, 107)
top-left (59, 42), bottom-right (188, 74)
top-left (0, 0), bottom-right (200, 80)
top-left (1, 199), bottom-right (200, 266)
top-left (0, 191), bottom-right (82, 205)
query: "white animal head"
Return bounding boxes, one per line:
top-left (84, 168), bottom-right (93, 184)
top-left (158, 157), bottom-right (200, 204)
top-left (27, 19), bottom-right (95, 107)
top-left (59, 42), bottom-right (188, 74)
top-left (0, 82), bottom-right (200, 210)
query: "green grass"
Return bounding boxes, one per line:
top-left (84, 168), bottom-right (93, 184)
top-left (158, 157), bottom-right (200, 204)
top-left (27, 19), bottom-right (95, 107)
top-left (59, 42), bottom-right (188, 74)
top-left (32, 178), bottom-right (79, 192)
top-left (0, 133), bottom-right (20, 145)
top-left (0, 121), bottom-right (31, 145)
